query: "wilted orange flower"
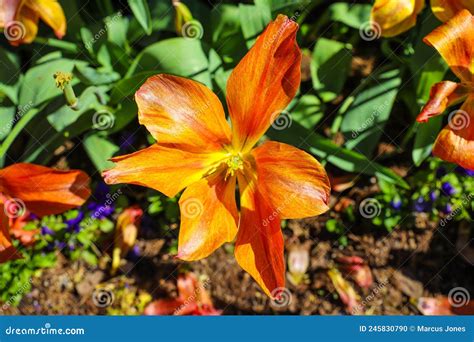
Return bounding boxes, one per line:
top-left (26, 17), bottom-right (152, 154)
top-left (371, 0), bottom-right (425, 38)
top-left (0, 163), bottom-right (90, 263)
top-left (371, 0), bottom-right (474, 37)
top-left (103, 15), bottom-right (331, 297)
top-left (416, 10), bottom-right (474, 170)
top-left (144, 273), bottom-right (220, 316)
top-left (0, 0), bottom-right (66, 46)
top-left (111, 206), bottom-right (143, 275)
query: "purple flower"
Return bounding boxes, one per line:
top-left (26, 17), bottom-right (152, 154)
top-left (127, 245), bottom-right (140, 261)
top-left (441, 182), bottom-right (456, 196)
top-left (436, 166), bottom-right (447, 179)
top-left (455, 166), bottom-right (474, 177)
top-left (55, 241), bottom-right (67, 250)
top-left (41, 226), bottom-right (55, 236)
top-left (65, 211), bottom-right (84, 233)
top-left (413, 197), bottom-right (431, 213)
top-left (429, 191), bottom-right (438, 202)
top-left (90, 204), bottom-right (115, 219)
top-left (442, 204), bottom-right (453, 214)
top-left (390, 200), bottom-right (402, 210)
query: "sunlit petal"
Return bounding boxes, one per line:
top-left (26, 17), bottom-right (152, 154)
top-left (417, 81), bottom-right (469, 122)
top-left (423, 9), bottom-right (474, 82)
top-left (433, 96), bottom-right (474, 170)
top-left (24, 0), bottom-right (66, 38)
top-left (103, 144), bottom-right (227, 198)
top-left (234, 170), bottom-right (285, 297)
top-left (226, 15), bottom-right (301, 152)
top-left (251, 141), bottom-right (330, 219)
top-left (177, 170), bottom-right (238, 261)
top-left (430, 0), bottom-right (474, 22)
top-left (136, 74), bottom-right (232, 153)
top-left (371, 0), bottom-right (424, 37)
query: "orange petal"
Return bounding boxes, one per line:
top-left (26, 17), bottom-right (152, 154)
top-left (103, 144), bottom-right (226, 198)
top-left (0, 202), bottom-right (22, 263)
top-left (135, 74), bottom-right (231, 153)
top-left (177, 171), bottom-right (238, 261)
top-left (7, 6), bottom-right (39, 46)
top-left (234, 170), bottom-right (285, 297)
top-left (424, 9), bottom-right (474, 82)
top-left (24, 0), bottom-right (66, 38)
top-left (430, 0), bottom-right (474, 22)
top-left (226, 15), bottom-right (301, 152)
top-left (251, 141), bottom-right (330, 219)
top-left (433, 96), bottom-right (474, 170)
top-left (0, 163), bottom-right (90, 217)
top-left (417, 81), bottom-right (469, 122)
top-left (371, 0), bottom-right (425, 37)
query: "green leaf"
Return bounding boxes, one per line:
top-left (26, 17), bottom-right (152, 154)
top-left (266, 122), bottom-right (410, 189)
top-left (126, 38), bottom-right (212, 87)
top-left (328, 3), bottom-right (371, 29)
top-left (128, 0), bottom-right (153, 35)
top-left (0, 107), bottom-right (16, 141)
top-left (412, 118), bottom-right (443, 166)
top-left (288, 94), bottom-right (325, 130)
top-left (18, 58), bottom-right (87, 108)
top-left (238, 2), bottom-right (271, 48)
top-left (0, 48), bottom-right (21, 104)
top-left (311, 38), bottom-right (352, 103)
top-left (83, 134), bottom-right (120, 171)
top-left (74, 64), bottom-right (120, 86)
top-left (341, 68), bottom-right (402, 157)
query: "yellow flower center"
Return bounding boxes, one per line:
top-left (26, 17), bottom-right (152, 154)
top-left (225, 153), bottom-right (244, 179)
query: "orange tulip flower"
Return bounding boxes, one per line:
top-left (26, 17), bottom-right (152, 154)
top-left (370, 0), bottom-right (474, 38)
top-left (416, 10), bottom-right (474, 170)
top-left (103, 15), bottom-right (331, 297)
top-left (0, 163), bottom-right (91, 263)
top-left (0, 0), bottom-right (66, 46)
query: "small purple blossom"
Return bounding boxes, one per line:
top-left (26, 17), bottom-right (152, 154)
top-left (55, 241), bottom-right (67, 250)
top-left (40, 226), bottom-right (55, 236)
top-left (455, 166), bottom-right (474, 177)
top-left (390, 199), bottom-right (402, 210)
top-left (65, 211), bottom-right (84, 233)
top-left (441, 182), bottom-right (456, 196)
top-left (429, 191), bottom-right (438, 202)
top-left (127, 245), bottom-right (141, 261)
top-left (442, 204), bottom-right (453, 214)
top-left (413, 197), bottom-right (431, 213)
